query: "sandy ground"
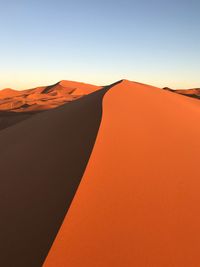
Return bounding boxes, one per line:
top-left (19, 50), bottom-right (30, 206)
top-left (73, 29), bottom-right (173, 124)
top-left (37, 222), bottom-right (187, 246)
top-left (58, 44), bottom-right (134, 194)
top-left (1, 79), bottom-right (200, 266)
top-left (0, 84), bottom-right (113, 267)
top-left (44, 80), bottom-right (200, 267)
top-left (0, 80), bottom-right (101, 112)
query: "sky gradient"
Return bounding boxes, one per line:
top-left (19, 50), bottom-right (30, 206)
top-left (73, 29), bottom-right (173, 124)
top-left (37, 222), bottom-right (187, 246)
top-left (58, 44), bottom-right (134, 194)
top-left (0, 0), bottom-right (199, 89)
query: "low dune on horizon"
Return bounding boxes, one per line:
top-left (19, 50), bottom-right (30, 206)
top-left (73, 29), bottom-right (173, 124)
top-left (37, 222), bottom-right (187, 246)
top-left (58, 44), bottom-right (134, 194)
top-left (0, 80), bottom-right (102, 131)
top-left (0, 80), bottom-right (102, 112)
top-left (163, 86), bottom-right (200, 99)
top-left (0, 79), bottom-right (200, 266)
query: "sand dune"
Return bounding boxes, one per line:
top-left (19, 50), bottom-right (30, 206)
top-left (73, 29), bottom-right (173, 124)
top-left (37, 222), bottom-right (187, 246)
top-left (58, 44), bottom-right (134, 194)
top-left (175, 88), bottom-right (200, 98)
top-left (0, 83), bottom-right (117, 267)
top-left (1, 79), bottom-right (200, 266)
top-left (0, 80), bottom-right (102, 130)
top-left (164, 86), bottom-right (200, 99)
top-left (0, 88), bottom-right (21, 98)
top-left (0, 80), bottom-right (101, 112)
top-left (44, 80), bottom-right (200, 267)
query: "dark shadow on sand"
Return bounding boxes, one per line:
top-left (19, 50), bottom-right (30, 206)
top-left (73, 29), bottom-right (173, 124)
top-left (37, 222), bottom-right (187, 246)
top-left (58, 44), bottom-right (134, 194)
top-left (0, 110), bottom-right (40, 131)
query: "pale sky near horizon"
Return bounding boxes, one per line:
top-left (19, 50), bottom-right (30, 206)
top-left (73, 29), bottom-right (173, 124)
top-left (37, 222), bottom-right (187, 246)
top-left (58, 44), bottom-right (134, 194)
top-left (0, 0), bottom-right (199, 90)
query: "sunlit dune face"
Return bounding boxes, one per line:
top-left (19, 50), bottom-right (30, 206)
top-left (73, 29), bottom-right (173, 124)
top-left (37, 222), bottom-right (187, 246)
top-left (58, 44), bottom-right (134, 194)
top-left (44, 80), bottom-right (200, 267)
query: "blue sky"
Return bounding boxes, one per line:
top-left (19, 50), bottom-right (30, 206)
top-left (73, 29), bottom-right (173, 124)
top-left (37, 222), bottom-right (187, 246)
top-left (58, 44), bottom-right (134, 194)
top-left (0, 0), bottom-right (199, 89)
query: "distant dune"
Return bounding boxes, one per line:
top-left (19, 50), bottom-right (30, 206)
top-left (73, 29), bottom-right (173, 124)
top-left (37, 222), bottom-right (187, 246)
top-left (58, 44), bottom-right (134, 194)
top-left (164, 86), bottom-right (200, 99)
top-left (0, 80), bottom-right (101, 131)
top-left (0, 80), bottom-right (200, 267)
top-left (0, 80), bottom-right (101, 112)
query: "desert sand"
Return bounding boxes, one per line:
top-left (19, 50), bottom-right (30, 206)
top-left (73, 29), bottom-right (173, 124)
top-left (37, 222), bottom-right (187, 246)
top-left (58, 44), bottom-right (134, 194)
top-left (0, 79), bottom-right (200, 266)
top-left (0, 111), bottom-right (36, 131)
top-left (44, 80), bottom-right (200, 267)
top-left (0, 80), bottom-right (101, 112)
top-left (164, 86), bottom-right (200, 99)
top-left (0, 83), bottom-right (115, 267)
top-left (175, 88), bottom-right (200, 98)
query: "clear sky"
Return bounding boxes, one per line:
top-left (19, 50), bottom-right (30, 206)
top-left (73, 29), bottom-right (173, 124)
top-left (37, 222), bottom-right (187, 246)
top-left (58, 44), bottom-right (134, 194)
top-left (0, 0), bottom-right (199, 89)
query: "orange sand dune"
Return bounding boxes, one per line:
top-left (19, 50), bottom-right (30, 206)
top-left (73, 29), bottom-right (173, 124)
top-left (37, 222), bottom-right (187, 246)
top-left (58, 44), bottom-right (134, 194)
top-left (60, 80), bottom-right (101, 94)
top-left (0, 88), bottom-right (21, 98)
top-left (0, 84), bottom-right (114, 267)
top-left (0, 80), bottom-right (101, 112)
top-left (44, 80), bottom-right (200, 267)
top-left (175, 88), bottom-right (200, 98)
top-left (164, 87), bottom-right (200, 99)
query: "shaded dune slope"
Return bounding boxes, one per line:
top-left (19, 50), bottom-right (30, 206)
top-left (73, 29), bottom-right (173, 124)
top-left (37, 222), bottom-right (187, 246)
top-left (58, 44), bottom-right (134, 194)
top-left (0, 82), bottom-right (119, 267)
top-left (0, 111), bottom-right (36, 131)
top-left (44, 80), bottom-right (200, 267)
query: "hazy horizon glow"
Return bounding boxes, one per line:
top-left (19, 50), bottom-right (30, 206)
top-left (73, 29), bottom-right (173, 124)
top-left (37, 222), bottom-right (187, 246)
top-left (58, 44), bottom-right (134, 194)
top-left (0, 0), bottom-right (200, 90)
